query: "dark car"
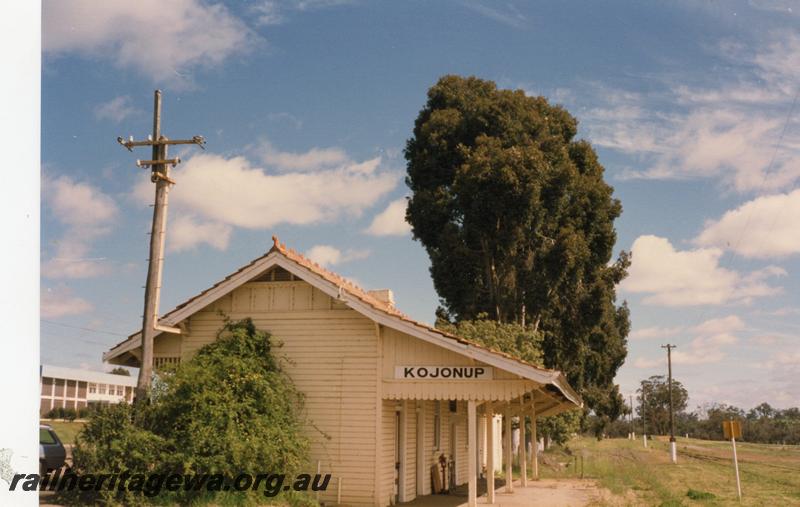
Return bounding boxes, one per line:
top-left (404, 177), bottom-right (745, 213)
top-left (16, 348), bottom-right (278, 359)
top-left (39, 424), bottom-right (66, 475)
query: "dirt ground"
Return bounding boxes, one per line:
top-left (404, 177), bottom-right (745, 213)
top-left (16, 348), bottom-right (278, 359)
top-left (401, 478), bottom-right (618, 507)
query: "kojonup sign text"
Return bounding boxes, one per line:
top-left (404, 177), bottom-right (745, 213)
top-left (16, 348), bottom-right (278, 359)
top-left (395, 366), bottom-right (493, 380)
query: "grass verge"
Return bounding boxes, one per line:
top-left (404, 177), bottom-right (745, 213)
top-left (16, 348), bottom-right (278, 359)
top-left (536, 436), bottom-right (800, 506)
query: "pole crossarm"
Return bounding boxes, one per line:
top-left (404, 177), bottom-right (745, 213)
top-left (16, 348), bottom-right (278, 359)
top-left (117, 135), bottom-right (205, 151)
top-left (136, 158), bottom-right (181, 168)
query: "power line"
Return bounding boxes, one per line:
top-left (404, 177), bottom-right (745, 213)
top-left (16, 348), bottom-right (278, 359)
top-left (40, 331), bottom-right (112, 347)
top-left (722, 88), bottom-right (800, 269)
top-left (762, 89), bottom-right (800, 239)
top-left (644, 89), bottom-right (800, 397)
top-left (40, 319), bottom-right (129, 337)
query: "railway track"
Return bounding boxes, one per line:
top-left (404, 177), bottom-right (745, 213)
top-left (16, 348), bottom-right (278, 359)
top-left (678, 445), bottom-right (799, 473)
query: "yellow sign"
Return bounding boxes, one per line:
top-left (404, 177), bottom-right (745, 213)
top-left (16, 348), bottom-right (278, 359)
top-left (723, 420), bottom-right (742, 439)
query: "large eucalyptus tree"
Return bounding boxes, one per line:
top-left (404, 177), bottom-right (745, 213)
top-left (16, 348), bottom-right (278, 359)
top-left (406, 75), bottom-right (630, 418)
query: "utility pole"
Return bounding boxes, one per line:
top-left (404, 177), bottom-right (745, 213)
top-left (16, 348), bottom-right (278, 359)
top-left (117, 90), bottom-right (205, 403)
top-left (630, 394), bottom-right (635, 440)
top-left (642, 385), bottom-right (648, 448)
top-left (662, 344), bottom-right (677, 463)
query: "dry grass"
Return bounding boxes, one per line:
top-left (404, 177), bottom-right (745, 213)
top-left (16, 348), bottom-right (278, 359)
top-left (537, 436), bottom-right (800, 506)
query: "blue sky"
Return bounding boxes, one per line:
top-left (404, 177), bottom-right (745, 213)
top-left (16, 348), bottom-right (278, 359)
top-left (41, 0), bottom-right (800, 411)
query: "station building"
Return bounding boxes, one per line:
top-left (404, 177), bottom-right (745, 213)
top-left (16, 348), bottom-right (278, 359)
top-left (104, 238), bottom-right (581, 506)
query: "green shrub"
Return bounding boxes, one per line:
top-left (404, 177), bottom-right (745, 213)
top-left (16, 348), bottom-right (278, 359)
top-left (686, 488), bottom-right (715, 500)
top-left (66, 319), bottom-right (311, 506)
top-left (69, 403), bottom-right (172, 505)
top-left (63, 408), bottom-right (77, 422)
top-left (148, 317), bottom-right (309, 480)
top-left (45, 406), bottom-right (77, 422)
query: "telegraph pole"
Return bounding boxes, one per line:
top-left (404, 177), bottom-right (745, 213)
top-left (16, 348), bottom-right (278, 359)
top-left (662, 344), bottom-right (677, 463)
top-left (642, 385), bottom-right (648, 448)
top-left (117, 90), bottom-right (205, 403)
top-left (630, 394), bottom-right (634, 440)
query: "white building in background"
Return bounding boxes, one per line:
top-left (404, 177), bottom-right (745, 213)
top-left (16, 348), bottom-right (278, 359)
top-left (39, 364), bottom-right (137, 415)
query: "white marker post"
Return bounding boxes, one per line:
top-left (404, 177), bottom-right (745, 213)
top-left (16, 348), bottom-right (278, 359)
top-left (731, 436), bottom-right (742, 501)
top-left (723, 419), bottom-right (743, 501)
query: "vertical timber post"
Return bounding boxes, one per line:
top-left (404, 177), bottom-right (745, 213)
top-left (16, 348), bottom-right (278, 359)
top-left (486, 401), bottom-right (495, 504)
top-left (416, 402), bottom-right (425, 496)
top-left (731, 420), bottom-right (742, 501)
top-left (519, 397), bottom-right (527, 487)
top-left (531, 402), bottom-right (538, 479)
top-left (504, 405), bottom-right (513, 493)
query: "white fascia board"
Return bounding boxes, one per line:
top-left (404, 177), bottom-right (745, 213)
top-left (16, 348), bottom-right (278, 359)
top-left (102, 333), bottom-right (140, 362)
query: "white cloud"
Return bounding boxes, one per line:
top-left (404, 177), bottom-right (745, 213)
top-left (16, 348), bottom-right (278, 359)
top-left (674, 317), bottom-right (741, 365)
top-left (251, 0), bottom-right (354, 26)
top-left (690, 315), bottom-right (744, 335)
top-left (751, 335), bottom-right (782, 345)
top-left (750, 348), bottom-right (800, 406)
top-left (671, 334), bottom-right (736, 365)
top-left (631, 315), bottom-right (745, 369)
top-left (760, 306), bottom-right (800, 317)
top-left (695, 188), bottom-right (800, 258)
top-left (267, 112), bottom-right (303, 130)
top-left (305, 245), bottom-right (369, 267)
top-left (41, 286), bottom-right (92, 318)
top-left (459, 1), bottom-right (527, 29)
top-left (43, 0), bottom-right (254, 86)
top-left (632, 315), bottom-right (744, 368)
top-left (579, 33), bottom-right (800, 193)
top-left (633, 356), bottom-right (662, 369)
top-left (621, 235), bottom-right (783, 306)
top-left (46, 175), bottom-right (117, 227)
top-left (255, 140), bottom-right (349, 171)
top-left (42, 175), bottom-right (119, 278)
top-left (634, 110), bottom-right (800, 192)
top-left (253, 1), bottom-right (285, 25)
top-left (93, 96), bottom-right (138, 123)
top-left (364, 198), bottom-right (411, 236)
top-left (629, 325), bottom-right (683, 340)
top-left (592, 101), bottom-right (800, 192)
top-left (168, 214), bottom-right (232, 253)
top-left (581, 88), bottom-right (666, 156)
top-left (747, 0), bottom-right (797, 14)
top-left (132, 151), bottom-right (398, 250)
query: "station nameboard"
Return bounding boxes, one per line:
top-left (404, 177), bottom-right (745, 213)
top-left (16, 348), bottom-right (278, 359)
top-left (395, 366), bottom-right (493, 380)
